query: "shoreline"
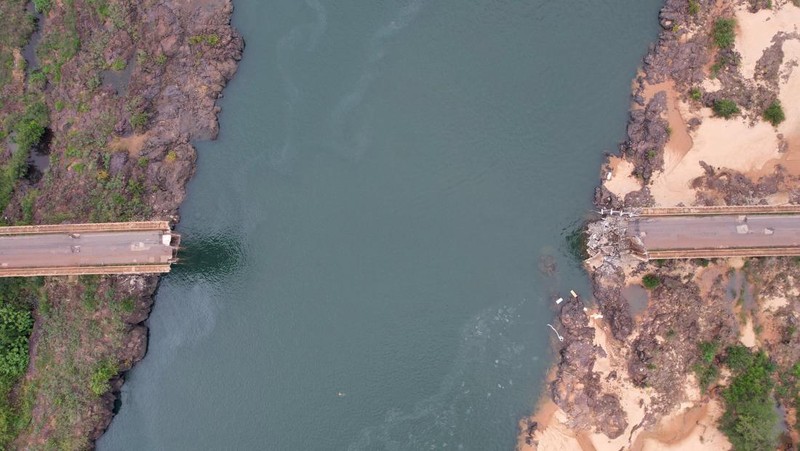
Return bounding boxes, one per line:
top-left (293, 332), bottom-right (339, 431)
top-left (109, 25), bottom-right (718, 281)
top-left (0, 0), bottom-right (243, 447)
top-left (521, 0), bottom-right (800, 449)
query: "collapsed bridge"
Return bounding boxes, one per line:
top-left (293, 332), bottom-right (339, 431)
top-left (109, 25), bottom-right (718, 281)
top-left (593, 205), bottom-right (800, 261)
top-left (0, 221), bottom-right (179, 277)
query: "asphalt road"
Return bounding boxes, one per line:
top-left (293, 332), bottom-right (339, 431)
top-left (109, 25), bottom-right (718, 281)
top-left (629, 214), bottom-right (800, 251)
top-left (0, 231), bottom-right (174, 268)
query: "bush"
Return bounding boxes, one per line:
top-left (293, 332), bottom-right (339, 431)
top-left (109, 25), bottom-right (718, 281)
top-left (689, 0), bottom-right (700, 15)
top-left (110, 58), bottom-right (126, 71)
top-left (0, 305), bottom-right (33, 379)
top-left (713, 99), bottom-right (740, 119)
top-left (89, 360), bottom-right (117, 396)
top-left (763, 100), bottom-right (785, 126)
top-left (689, 87), bottom-right (702, 101)
top-left (642, 274), bottom-right (660, 289)
top-left (129, 111), bottom-right (150, 132)
top-left (713, 18), bottom-right (737, 48)
top-left (32, 0), bottom-right (51, 13)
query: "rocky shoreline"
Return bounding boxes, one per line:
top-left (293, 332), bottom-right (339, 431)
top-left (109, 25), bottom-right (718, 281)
top-left (522, 0), bottom-right (800, 449)
top-left (0, 0), bottom-right (242, 447)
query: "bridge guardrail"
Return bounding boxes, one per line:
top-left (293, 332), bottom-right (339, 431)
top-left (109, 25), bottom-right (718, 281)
top-left (636, 205), bottom-right (800, 217)
top-left (0, 221), bottom-right (171, 236)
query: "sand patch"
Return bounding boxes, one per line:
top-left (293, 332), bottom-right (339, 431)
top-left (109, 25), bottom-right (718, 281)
top-left (642, 81), bottom-right (694, 166)
top-left (734, 4), bottom-right (800, 80)
top-left (632, 399), bottom-right (731, 450)
top-left (647, 4), bottom-right (800, 206)
top-left (777, 39), bottom-right (800, 153)
top-left (12, 49), bottom-right (24, 85)
top-left (649, 109), bottom-right (781, 206)
top-left (762, 295), bottom-right (790, 312)
top-left (740, 315), bottom-right (757, 347)
top-left (520, 313), bottom-right (657, 451)
top-left (604, 157), bottom-right (641, 199)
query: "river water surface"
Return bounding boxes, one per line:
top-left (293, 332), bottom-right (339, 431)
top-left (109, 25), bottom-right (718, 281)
top-left (99, 1), bottom-right (661, 449)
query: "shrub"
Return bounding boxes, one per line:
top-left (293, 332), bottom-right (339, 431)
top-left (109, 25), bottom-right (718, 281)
top-left (165, 150), bottom-right (177, 163)
top-left (763, 100), bottom-right (785, 126)
top-left (120, 298), bottom-right (135, 313)
top-left (689, 87), bottom-right (702, 101)
top-left (130, 111), bottom-right (150, 132)
top-left (109, 58), bottom-right (126, 71)
top-left (89, 360), bottom-right (118, 396)
top-left (642, 274), bottom-right (660, 289)
top-left (689, 0), bottom-right (700, 15)
top-left (33, 0), bottom-right (51, 13)
top-left (693, 341), bottom-right (720, 391)
top-left (713, 18), bottom-right (737, 48)
top-left (713, 99), bottom-right (740, 119)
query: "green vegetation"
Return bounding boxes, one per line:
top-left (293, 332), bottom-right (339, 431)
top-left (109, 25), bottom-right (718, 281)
top-left (189, 33), bottom-right (221, 46)
top-left (693, 341), bottom-right (720, 390)
top-left (712, 18), bottom-right (737, 49)
top-left (763, 100), bottom-right (785, 126)
top-left (688, 0), bottom-right (700, 15)
top-left (0, 100), bottom-right (49, 215)
top-left (0, 305), bottom-right (33, 380)
top-left (642, 274), bottom-right (660, 289)
top-left (713, 99), bottom-right (740, 119)
top-left (129, 111), bottom-right (150, 132)
top-left (0, 278), bottom-right (41, 447)
top-left (36, 0), bottom-right (80, 84)
top-left (109, 58), bottom-right (126, 71)
top-left (33, 0), bottom-right (51, 13)
top-left (20, 190), bottom-right (37, 225)
top-left (0, 0), bottom-right (34, 90)
top-left (689, 87), bottom-right (702, 101)
top-left (89, 360), bottom-right (117, 396)
top-left (720, 346), bottom-right (778, 451)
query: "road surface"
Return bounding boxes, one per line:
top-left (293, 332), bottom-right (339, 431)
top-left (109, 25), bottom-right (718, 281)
top-left (0, 225), bottom-right (177, 276)
top-left (629, 214), bottom-right (800, 251)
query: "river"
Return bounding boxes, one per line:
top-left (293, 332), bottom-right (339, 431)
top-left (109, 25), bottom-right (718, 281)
top-left (99, 1), bottom-right (662, 449)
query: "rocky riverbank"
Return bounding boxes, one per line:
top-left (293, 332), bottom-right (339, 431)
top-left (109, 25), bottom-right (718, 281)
top-left (521, 0), bottom-right (800, 449)
top-left (0, 0), bottom-right (241, 448)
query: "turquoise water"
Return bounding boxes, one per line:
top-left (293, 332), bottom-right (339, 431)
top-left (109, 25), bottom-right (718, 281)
top-left (99, 1), bottom-right (662, 449)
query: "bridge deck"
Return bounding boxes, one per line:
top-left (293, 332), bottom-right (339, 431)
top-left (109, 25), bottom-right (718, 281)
top-left (627, 214), bottom-right (800, 259)
top-left (0, 222), bottom-right (177, 277)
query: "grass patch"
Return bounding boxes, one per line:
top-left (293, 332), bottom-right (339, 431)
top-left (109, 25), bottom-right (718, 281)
top-left (712, 18), bottom-right (737, 49)
top-left (688, 0), bottom-right (700, 15)
top-left (188, 34), bottom-right (220, 46)
top-left (89, 360), bottom-right (117, 396)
